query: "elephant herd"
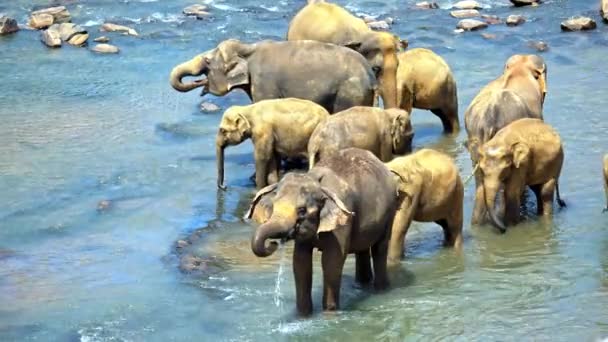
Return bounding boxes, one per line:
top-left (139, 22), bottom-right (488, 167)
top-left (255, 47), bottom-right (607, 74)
top-left (170, 0), bottom-right (607, 317)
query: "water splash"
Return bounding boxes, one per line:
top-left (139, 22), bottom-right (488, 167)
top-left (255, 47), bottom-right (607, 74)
top-left (273, 244), bottom-right (287, 330)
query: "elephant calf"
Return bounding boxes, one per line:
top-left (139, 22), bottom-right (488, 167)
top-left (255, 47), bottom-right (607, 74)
top-left (307, 106), bottom-right (413, 167)
top-left (216, 98), bottom-right (329, 190)
top-left (478, 118), bottom-right (566, 232)
top-left (246, 148), bottom-right (398, 316)
top-left (385, 149), bottom-right (463, 267)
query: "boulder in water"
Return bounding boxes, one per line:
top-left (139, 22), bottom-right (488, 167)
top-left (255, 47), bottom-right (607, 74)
top-left (561, 17), bottom-right (597, 31)
top-left (97, 199), bottom-right (112, 212)
top-left (416, 1), bottom-right (439, 9)
top-left (29, 13), bottom-right (54, 29)
top-left (94, 36), bottom-right (109, 43)
top-left (510, 0), bottom-right (540, 6)
top-left (0, 16), bottom-right (19, 35)
top-left (452, 1), bottom-right (482, 10)
top-left (200, 102), bottom-right (221, 113)
top-left (506, 14), bottom-right (526, 26)
top-left (100, 23), bottom-right (138, 36)
top-left (527, 40), bottom-right (549, 52)
top-left (457, 19), bottom-right (487, 31)
top-left (183, 4), bottom-right (210, 19)
top-left (56, 23), bottom-right (88, 45)
top-left (367, 20), bottom-right (390, 30)
top-left (91, 43), bottom-right (119, 54)
top-left (41, 27), bottom-right (61, 47)
top-left (450, 9), bottom-right (479, 18)
top-left (29, 6), bottom-right (71, 29)
top-left (481, 14), bottom-right (502, 25)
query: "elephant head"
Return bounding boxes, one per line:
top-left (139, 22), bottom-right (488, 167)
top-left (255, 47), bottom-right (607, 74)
top-left (478, 142), bottom-right (530, 232)
top-left (170, 39), bottom-right (256, 96)
top-left (216, 106), bottom-right (252, 189)
top-left (346, 32), bottom-right (401, 108)
top-left (246, 173), bottom-right (354, 257)
top-left (386, 108), bottom-right (414, 155)
top-left (504, 54), bottom-right (547, 107)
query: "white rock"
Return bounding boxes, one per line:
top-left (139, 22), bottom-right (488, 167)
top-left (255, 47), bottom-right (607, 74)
top-left (92, 43), bottom-right (119, 54)
top-left (94, 36), bottom-right (109, 43)
top-left (41, 28), bottom-right (61, 47)
top-left (29, 6), bottom-right (71, 29)
top-left (450, 9), bottom-right (480, 18)
top-left (367, 20), bottom-right (390, 30)
top-left (453, 1), bottom-right (482, 10)
top-left (100, 23), bottom-right (138, 36)
top-left (416, 1), bottom-right (439, 9)
top-left (506, 14), bottom-right (526, 26)
top-left (457, 18), bottom-right (488, 31)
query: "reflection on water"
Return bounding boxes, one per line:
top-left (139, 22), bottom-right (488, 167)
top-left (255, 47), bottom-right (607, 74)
top-left (1, 0), bottom-right (608, 340)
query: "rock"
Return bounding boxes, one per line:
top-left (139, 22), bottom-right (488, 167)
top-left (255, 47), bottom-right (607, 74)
top-left (453, 1), bottom-right (482, 10)
top-left (56, 23), bottom-right (87, 42)
top-left (41, 28), bottom-right (61, 47)
top-left (0, 16), bottom-right (19, 35)
top-left (506, 14), bottom-right (526, 26)
top-left (97, 200), bottom-right (112, 212)
top-left (457, 19), bottom-right (487, 31)
top-left (527, 40), bottom-right (549, 52)
top-left (416, 1), bottom-right (439, 9)
top-left (481, 32), bottom-right (496, 39)
top-left (450, 9), bottom-right (480, 18)
top-left (367, 20), bottom-right (390, 30)
top-left (561, 17), bottom-right (597, 31)
top-left (100, 23), bottom-right (138, 36)
top-left (385, 17), bottom-right (394, 25)
top-left (602, 0), bottom-right (608, 22)
top-left (175, 239), bottom-right (190, 250)
top-left (510, 0), bottom-right (540, 6)
top-left (68, 33), bottom-right (88, 46)
top-left (94, 36), bottom-right (109, 43)
top-left (28, 13), bottom-right (54, 29)
top-left (29, 6), bottom-right (71, 29)
top-left (183, 4), bottom-right (210, 19)
top-left (481, 14), bottom-right (502, 25)
top-left (200, 102), bottom-right (220, 113)
top-left (91, 43), bottom-right (119, 54)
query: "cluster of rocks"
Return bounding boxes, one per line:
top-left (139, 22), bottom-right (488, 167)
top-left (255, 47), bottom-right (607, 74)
top-left (40, 22), bottom-right (88, 47)
top-left (360, 15), bottom-right (394, 31)
top-left (28, 5), bottom-right (71, 29)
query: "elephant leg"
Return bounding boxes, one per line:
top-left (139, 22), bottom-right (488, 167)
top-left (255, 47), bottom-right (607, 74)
top-left (293, 243), bottom-right (313, 316)
top-left (254, 139), bottom-right (272, 189)
top-left (371, 228), bottom-right (390, 290)
top-left (529, 184), bottom-right (544, 215)
top-left (540, 179), bottom-right (557, 217)
top-left (504, 184), bottom-right (522, 226)
top-left (431, 108), bottom-right (458, 134)
top-left (355, 250), bottom-right (373, 285)
top-left (321, 246), bottom-right (346, 311)
top-left (266, 152), bottom-right (280, 185)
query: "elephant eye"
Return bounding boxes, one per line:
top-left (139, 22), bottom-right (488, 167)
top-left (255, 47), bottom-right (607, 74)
top-left (297, 207), bottom-right (307, 218)
top-left (219, 128), bottom-right (226, 134)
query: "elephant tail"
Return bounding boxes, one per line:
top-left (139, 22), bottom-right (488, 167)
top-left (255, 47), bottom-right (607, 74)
top-left (556, 181), bottom-right (566, 208)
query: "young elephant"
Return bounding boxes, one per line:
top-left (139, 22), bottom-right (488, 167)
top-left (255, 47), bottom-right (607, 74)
top-left (247, 148), bottom-right (398, 316)
top-left (478, 118), bottom-right (566, 232)
top-left (307, 107), bottom-right (413, 167)
top-left (385, 149), bottom-right (463, 267)
top-left (604, 154), bottom-right (608, 212)
top-left (397, 48), bottom-right (459, 133)
top-left (216, 98), bottom-right (329, 190)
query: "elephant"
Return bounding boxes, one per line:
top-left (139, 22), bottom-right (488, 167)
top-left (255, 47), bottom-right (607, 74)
top-left (307, 107), bottom-right (413, 167)
top-left (287, 0), bottom-right (403, 109)
top-left (477, 118), bottom-right (566, 232)
top-left (385, 149), bottom-right (463, 267)
top-left (170, 39), bottom-right (377, 114)
top-left (396, 48), bottom-right (459, 133)
top-left (604, 154), bottom-right (608, 212)
top-left (216, 98), bottom-right (329, 190)
top-left (246, 148), bottom-right (398, 316)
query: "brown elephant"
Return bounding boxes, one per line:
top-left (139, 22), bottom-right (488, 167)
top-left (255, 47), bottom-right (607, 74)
top-left (478, 118), bottom-right (566, 232)
top-left (307, 107), bottom-right (413, 167)
top-left (397, 48), bottom-right (459, 133)
top-left (246, 148), bottom-right (398, 316)
top-left (170, 39), bottom-right (377, 113)
top-left (287, 0), bottom-right (402, 109)
top-left (385, 149), bottom-right (463, 267)
top-left (604, 154), bottom-right (608, 212)
top-left (216, 98), bottom-right (329, 190)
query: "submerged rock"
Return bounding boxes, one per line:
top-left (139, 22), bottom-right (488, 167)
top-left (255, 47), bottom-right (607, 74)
top-left (183, 4), bottom-right (210, 19)
top-left (450, 9), bottom-right (480, 18)
top-left (91, 43), bottom-right (119, 54)
top-left (481, 14), bottom-right (502, 25)
top-left (457, 19), bottom-right (487, 31)
top-left (200, 102), bottom-right (221, 113)
top-left (41, 28), bottom-right (61, 47)
top-left (94, 36), bottom-right (109, 43)
top-left (416, 1), bottom-right (439, 9)
top-left (561, 17), bottom-right (597, 31)
top-left (453, 1), bottom-right (482, 10)
top-left (481, 32), bottom-right (497, 39)
top-left (528, 40), bottom-right (549, 52)
top-left (510, 0), bottom-right (540, 6)
top-left (0, 16), bottom-right (19, 35)
top-left (100, 23), bottom-right (138, 36)
top-left (367, 20), bottom-right (390, 30)
top-left (29, 6), bottom-right (71, 29)
top-left (97, 200), bottom-right (112, 212)
top-left (506, 14), bottom-right (526, 26)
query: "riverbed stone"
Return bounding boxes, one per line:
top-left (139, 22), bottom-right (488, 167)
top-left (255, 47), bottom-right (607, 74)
top-left (450, 9), bottom-right (480, 18)
top-left (481, 14), bottom-right (501, 24)
top-left (506, 14), bottom-right (526, 26)
top-left (91, 43), bottom-right (119, 54)
top-left (0, 16), bottom-right (19, 35)
top-left (100, 23), bottom-right (138, 36)
top-left (602, 0), bottom-right (608, 22)
top-left (94, 36), bottom-right (109, 43)
top-left (453, 1), bottom-right (482, 10)
top-left (29, 13), bottom-right (54, 29)
top-left (481, 32), bottom-right (496, 39)
top-left (41, 28), bottom-right (61, 47)
top-left (510, 0), bottom-right (540, 6)
top-left (367, 20), bottom-right (390, 30)
top-left (561, 17), bottom-right (597, 31)
top-left (97, 199), bottom-right (112, 212)
top-left (29, 6), bottom-right (71, 29)
top-left (528, 40), bottom-right (549, 52)
top-left (416, 1), bottom-right (439, 9)
top-left (183, 4), bottom-right (210, 19)
top-left (200, 102), bottom-right (221, 113)
top-left (457, 19), bottom-right (487, 31)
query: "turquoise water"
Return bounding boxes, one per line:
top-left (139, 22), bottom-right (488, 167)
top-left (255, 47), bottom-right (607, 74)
top-left (1, 0), bottom-right (607, 340)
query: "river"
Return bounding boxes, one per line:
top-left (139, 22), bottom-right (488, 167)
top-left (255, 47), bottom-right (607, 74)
top-left (1, 0), bottom-right (607, 340)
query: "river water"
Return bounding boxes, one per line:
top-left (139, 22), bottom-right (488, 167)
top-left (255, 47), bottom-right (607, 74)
top-left (1, 0), bottom-right (607, 340)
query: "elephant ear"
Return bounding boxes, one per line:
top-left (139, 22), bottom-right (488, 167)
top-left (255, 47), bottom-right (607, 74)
top-left (512, 142), bottom-right (530, 169)
top-left (317, 187), bottom-right (354, 255)
top-left (225, 57), bottom-right (250, 91)
top-left (235, 113), bottom-right (251, 136)
top-left (244, 183), bottom-right (278, 220)
top-left (218, 40), bottom-right (254, 91)
top-left (389, 110), bottom-right (413, 152)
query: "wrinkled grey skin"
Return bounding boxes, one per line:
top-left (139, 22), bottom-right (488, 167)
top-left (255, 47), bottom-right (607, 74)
top-left (246, 148), bottom-right (398, 316)
top-left (308, 107), bottom-right (414, 167)
top-left (170, 39), bottom-right (377, 113)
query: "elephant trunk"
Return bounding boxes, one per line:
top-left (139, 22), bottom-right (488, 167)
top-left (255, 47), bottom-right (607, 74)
top-left (483, 180), bottom-right (506, 233)
top-left (251, 218), bottom-right (291, 257)
top-left (216, 134), bottom-right (226, 190)
top-left (169, 54), bottom-right (209, 92)
top-left (379, 57), bottom-right (398, 109)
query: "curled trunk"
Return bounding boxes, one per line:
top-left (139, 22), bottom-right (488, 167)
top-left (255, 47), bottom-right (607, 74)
top-left (216, 134), bottom-right (226, 190)
top-left (251, 219), bottom-right (290, 257)
top-left (484, 180), bottom-right (507, 233)
top-left (169, 54), bottom-right (209, 92)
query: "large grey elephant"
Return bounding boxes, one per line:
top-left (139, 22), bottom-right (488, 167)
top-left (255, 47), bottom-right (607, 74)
top-left (170, 39), bottom-right (377, 113)
top-left (246, 148), bottom-right (398, 316)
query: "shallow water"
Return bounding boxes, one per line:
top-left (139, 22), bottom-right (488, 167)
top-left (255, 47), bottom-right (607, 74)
top-left (1, 0), bottom-right (608, 340)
